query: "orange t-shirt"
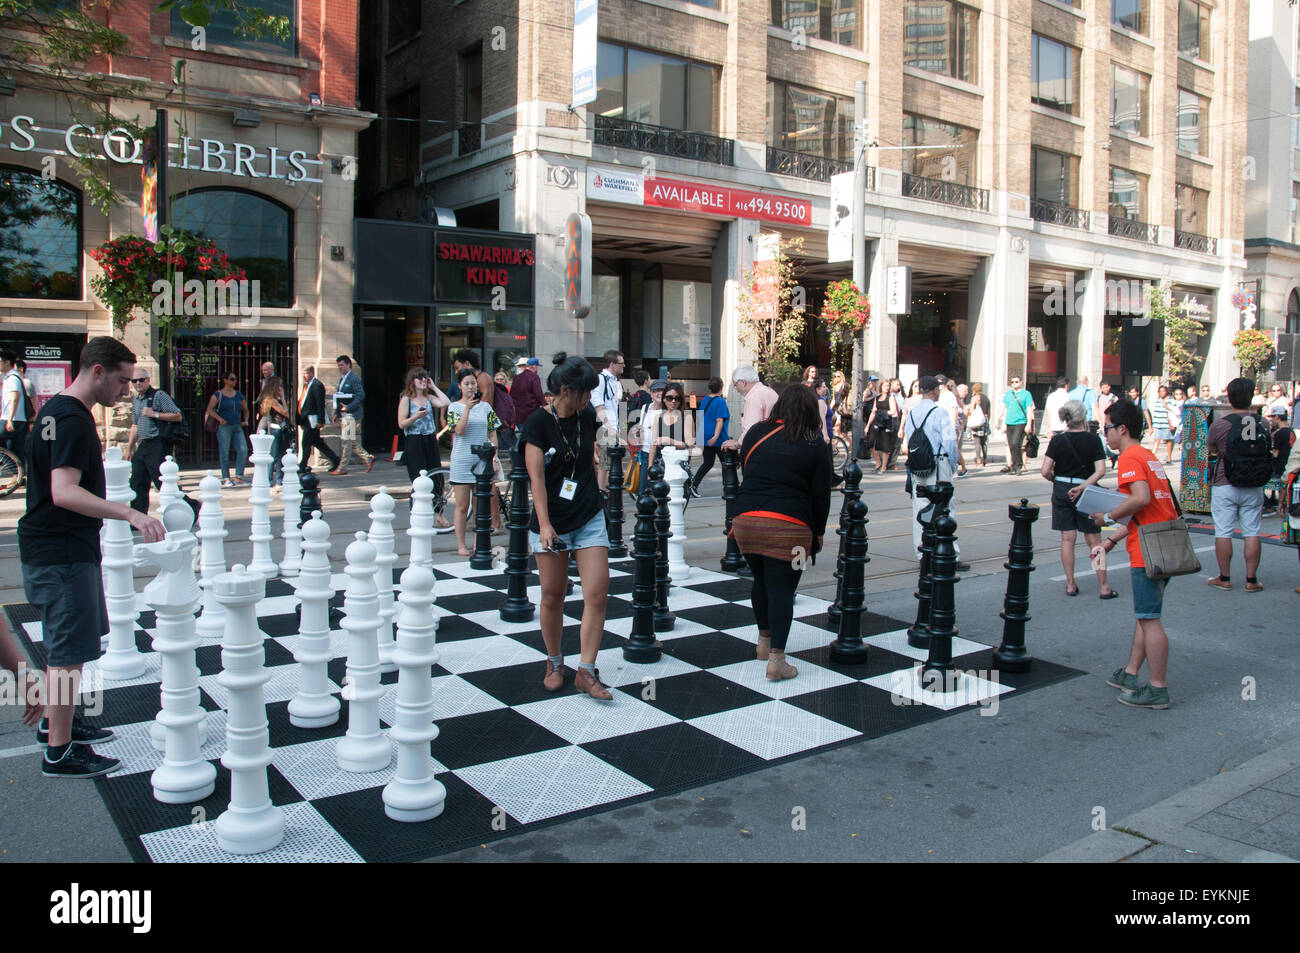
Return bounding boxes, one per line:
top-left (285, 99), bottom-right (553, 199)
top-left (1117, 444), bottom-right (1179, 568)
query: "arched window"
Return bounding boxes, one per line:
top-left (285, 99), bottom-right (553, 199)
top-left (0, 166), bottom-right (81, 299)
top-left (1288, 289), bottom-right (1299, 334)
top-left (171, 188), bottom-right (292, 308)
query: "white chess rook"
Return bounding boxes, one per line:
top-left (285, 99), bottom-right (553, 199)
top-left (99, 448), bottom-right (146, 679)
top-left (408, 470), bottom-right (435, 573)
top-left (382, 566), bottom-right (446, 822)
top-left (336, 532), bottom-right (392, 773)
top-left (368, 487), bottom-right (399, 673)
top-left (138, 505), bottom-right (217, 803)
top-left (279, 451), bottom-right (303, 577)
top-left (213, 565), bottom-right (285, 854)
top-left (662, 446), bottom-right (693, 582)
top-left (247, 432), bottom-right (278, 579)
top-left (289, 512), bottom-right (340, 729)
top-left (195, 471), bottom-right (229, 644)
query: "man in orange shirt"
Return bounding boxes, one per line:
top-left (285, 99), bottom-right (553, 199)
top-left (1089, 398), bottom-right (1179, 709)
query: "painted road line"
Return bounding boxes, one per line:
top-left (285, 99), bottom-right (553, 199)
top-left (1050, 544), bottom-right (1216, 581)
top-left (0, 743), bottom-right (43, 761)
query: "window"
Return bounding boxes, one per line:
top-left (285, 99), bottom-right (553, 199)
top-left (462, 46), bottom-right (483, 127)
top-left (1175, 183), bottom-right (1209, 235)
top-left (1031, 148), bottom-right (1079, 207)
top-left (770, 1), bottom-right (862, 49)
top-left (386, 86), bottom-right (420, 184)
top-left (387, 0), bottom-right (421, 46)
top-left (662, 280), bottom-right (712, 361)
top-left (1112, 0), bottom-right (1146, 35)
top-left (585, 274), bottom-right (621, 358)
top-left (1111, 65), bottom-right (1149, 137)
top-left (902, 113), bottom-right (978, 185)
top-left (1177, 89), bottom-right (1210, 155)
top-left (1031, 35), bottom-right (1080, 116)
top-left (1108, 166), bottom-right (1146, 221)
top-left (594, 42), bottom-right (718, 133)
top-left (1294, 87), bottom-right (1299, 150)
top-left (903, 2), bottom-right (979, 84)
top-left (0, 167), bottom-right (80, 300)
top-left (170, 0), bottom-right (296, 56)
top-left (1293, 182), bottom-right (1300, 244)
top-left (1178, 0), bottom-right (1211, 62)
top-left (171, 189), bottom-right (292, 308)
top-left (767, 82), bottom-right (855, 160)
top-left (1287, 289), bottom-right (1299, 334)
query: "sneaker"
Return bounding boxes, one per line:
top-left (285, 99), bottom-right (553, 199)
top-left (37, 715), bottom-right (115, 747)
top-left (574, 667), bottom-right (613, 700)
top-left (222, 479), bottom-right (235, 488)
top-left (42, 743), bottom-right (122, 779)
top-left (1244, 581), bottom-right (1264, 593)
top-left (1118, 684), bottom-right (1171, 709)
top-left (1207, 576), bottom-right (1232, 591)
top-left (1105, 667), bottom-right (1140, 692)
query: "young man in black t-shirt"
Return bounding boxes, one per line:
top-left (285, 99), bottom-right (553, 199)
top-left (18, 336), bottom-right (166, 778)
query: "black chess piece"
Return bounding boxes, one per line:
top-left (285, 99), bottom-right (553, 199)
top-left (719, 448), bottom-right (747, 574)
top-left (829, 498), bottom-right (870, 664)
top-left (469, 443), bottom-right (496, 570)
top-left (993, 498), bottom-right (1039, 673)
top-left (649, 460), bottom-right (675, 632)
top-left (501, 449), bottom-right (534, 622)
top-left (298, 467), bottom-right (321, 528)
top-left (624, 492), bottom-right (662, 663)
top-left (920, 493), bottom-right (960, 693)
top-left (907, 491), bottom-right (943, 650)
top-left (606, 444), bottom-right (628, 559)
top-left (827, 459), bottom-right (864, 628)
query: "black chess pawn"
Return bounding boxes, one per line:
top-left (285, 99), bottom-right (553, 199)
top-left (908, 496), bottom-right (939, 650)
top-left (994, 498), bottom-right (1039, 673)
top-left (921, 502), bottom-right (960, 693)
top-left (649, 460), bottom-right (675, 631)
top-left (606, 444), bottom-right (628, 559)
top-left (469, 443), bottom-right (496, 570)
top-left (298, 467), bottom-right (321, 528)
top-left (829, 498), bottom-right (869, 664)
top-left (719, 448), bottom-right (747, 574)
top-left (624, 492), bottom-right (662, 663)
top-left (828, 459), bottom-right (864, 628)
top-left (501, 449), bottom-right (534, 623)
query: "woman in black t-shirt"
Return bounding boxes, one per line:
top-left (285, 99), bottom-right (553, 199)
top-left (1040, 399), bottom-right (1115, 598)
top-left (517, 353), bottom-right (613, 700)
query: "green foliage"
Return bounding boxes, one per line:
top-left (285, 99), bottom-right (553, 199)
top-left (1150, 281), bottom-right (1206, 384)
top-left (736, 237), bottom-right (806, 382)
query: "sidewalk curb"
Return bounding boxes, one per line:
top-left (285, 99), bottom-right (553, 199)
top-left (1036, 735), bottom-right (1300, 863)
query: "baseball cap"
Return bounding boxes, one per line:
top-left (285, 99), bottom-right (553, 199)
top-left (1267, 406), bottom-right (1288, 417)
top-left (919, 375), bottom-right (941, 392)
top-left (867, 375), bottom-right (880, 382)
top-left (650, 379), bottom-right (667, 391)
top-left (935, 374), bottom-right (949, 385)
top-left (515, 356), bottom-right (529, 367)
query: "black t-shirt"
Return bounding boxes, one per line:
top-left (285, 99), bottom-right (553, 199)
top-left (18, 394), bottom-right (106, 565)
top-left (517, 404), bottom-right (601, 534)
top-left (1045, 430), bottom-right (1105, 480)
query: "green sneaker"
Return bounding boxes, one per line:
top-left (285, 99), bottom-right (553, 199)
top-left (1118, 684), bottom-right (1171, 709)
top-left (1106, 668), bottom-right (1140, 692)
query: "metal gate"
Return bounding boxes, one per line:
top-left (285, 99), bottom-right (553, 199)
top-left (170, 335), bottom-right (298, 467)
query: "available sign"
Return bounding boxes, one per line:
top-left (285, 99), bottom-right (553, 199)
top-left (587, 165), bottom-right (813, 226)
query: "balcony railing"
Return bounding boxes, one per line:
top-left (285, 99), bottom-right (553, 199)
top-left (765, 146), bottom-right (852, 183)
top-left (1175, 230), bottom-right (1217, 255)
top-left (1030, 198), bottom-right (1090, 229)
top-left (594, 115), bottom-right (734, 166)
top-left (1108, 216), bottom-right (1159, 243)
top-left (457, 124), bottom-right (481, 155)
top-left (902, 172), bottom-right (990, 211)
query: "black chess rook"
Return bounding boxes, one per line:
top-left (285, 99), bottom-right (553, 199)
top-left (994, 498), bottom-right (1039, 673)
top-left (828, 459), bottom-right (864, 628)
top-left (908, 487), bottom-right (946, 650)
top-left (921, 490), bottom-right (960, 693)
top-left (829, 497), bottom-right (870, 664)
top-left (469, 443), bottom-right (496, 570)
top-left (719, 447), bottom-right (747, 574)
top-left (501, 449), bottom-right (535, 622)
top-left (624, 491), bottom-right (662, 662)
top-left (606, 444), bottom-right (628, 559)
top-left (650, 460), bottom-right (675, 631)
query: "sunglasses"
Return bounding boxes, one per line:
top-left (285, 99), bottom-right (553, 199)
top-left (664, 395), bottom-right (681, 402)
top-left (226, 376), bottom-right (238, 382)
top-left (131, 377), bottom-right (148, 383)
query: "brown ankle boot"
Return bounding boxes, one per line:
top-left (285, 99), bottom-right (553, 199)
top-left (574, 667), bottom-right (613, 700)
top-left (766, 650), bottom-right (797, 681)
top-left (757, 633), bottom-right (771, 661)
top-left (543, 660), bottom-right (564, 692)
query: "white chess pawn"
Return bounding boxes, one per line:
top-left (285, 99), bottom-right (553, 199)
top-left (279, 451), bottom-right (303, 578)
top-left (138, 505), bottom-right (216, 804)
top-left (382, 565), bottom-right (445, 822)
top-left (157, 455), bottom-right (183, 520)
top-left (99, 447), bottom-right (146, 679)
top-left (408, 470), bottom-right (435, 573)
top-left (661, 446), bottom-right (693, 582)
top-left (336, 532), bottom-right (392, 774)
top-left (213, 564), bottom-right (285, 854)
top-left (368, 487), bottom-right (399, 674)
top-left (195, 471), bottom-right (228, 643)
top-left (247, 432), bottom-right (278, 579)
top-left (289, 512), bottom-right (340, 729)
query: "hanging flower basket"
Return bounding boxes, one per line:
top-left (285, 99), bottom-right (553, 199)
top-left (1231, 328), bottom-right (1275, 381)
top-left (820, 279), bottom-right (870, 372)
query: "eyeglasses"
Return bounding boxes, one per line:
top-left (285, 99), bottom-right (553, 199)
top-left (226, 376), bottom-right (238, 382)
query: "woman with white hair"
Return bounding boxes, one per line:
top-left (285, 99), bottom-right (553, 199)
top-left (1041, 399), bottom-right (1116, 599)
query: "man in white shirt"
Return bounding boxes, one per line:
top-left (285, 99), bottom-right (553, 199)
top-left (905, 375), bottom-right (968, 569)
top-left (1044, 376), bottom-right (1071, 435)
top-left (591, 350), bottom-right (624, 492)
top-left (1, 349), bottom-right (30, 456)
top-left (722, 365), bottom-right (778, 449)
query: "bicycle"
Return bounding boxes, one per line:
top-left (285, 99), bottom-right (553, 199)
top-left (830, 435), bottom-right (850, 472)
top-left (0, 445), bottom-right (24, 497)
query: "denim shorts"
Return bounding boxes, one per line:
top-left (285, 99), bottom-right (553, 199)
top-left (1130, 567), bottom-right (1168, 620)
top-left (22, 562), bottom-right (109, 666)
top-left (529, 508), bottom-right (609, 554)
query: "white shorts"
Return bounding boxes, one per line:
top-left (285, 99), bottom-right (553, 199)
top-left (1211, 484), bottom-right (1264, 538)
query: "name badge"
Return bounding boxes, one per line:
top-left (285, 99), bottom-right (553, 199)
top-left (559, 479), bottom-right (578, 501)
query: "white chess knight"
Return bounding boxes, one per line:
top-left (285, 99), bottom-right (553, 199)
top-left (289, 512), bottom-right (340, 729)
top-left (137, 505), bottom-right (217, 804)
top-left (247, 432), bottom-right (278, 579)
top-left (336, 532), bottom-right (392, 774)
top-left (368, 487), bottom-right (398, 673)
top-left (195, 471), bottom-right (228, 643)
top-left (661, 446), bottom-right (693, 582)
top-left (99, 447), bottom-right (146, 679)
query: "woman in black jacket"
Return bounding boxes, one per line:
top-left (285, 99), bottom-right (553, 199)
top-left (731, 385), bottom-right (832, 680)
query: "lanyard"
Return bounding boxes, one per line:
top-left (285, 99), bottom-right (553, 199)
top-left (551, 406), bottom-right (582, 477)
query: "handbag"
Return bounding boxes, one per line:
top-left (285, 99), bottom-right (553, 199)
top-left (1025, 432), bottom-right (1040, 459)
top-left (1137, 479), bottom-right (1201, 580)
top-left (624, 456), bottom-right (641, 496)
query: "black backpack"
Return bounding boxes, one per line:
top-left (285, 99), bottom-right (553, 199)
top-left (905, 407), bottom-right (939, 475)
top-left (150, 391), bottom-right (191, 446)
top-left (1221, 413), bottom-right (1271, 488)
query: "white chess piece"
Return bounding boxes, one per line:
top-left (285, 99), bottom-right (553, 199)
top-left (138, 505), bottom-right (216, 803)
top-left (279, 451), bottom-right (302, 577)
top-left (661, 446), bottom-right (693, 582)
top-left (368, 487), bottom-right (399, 673)
top-left (336, 532), bottom-right (392, 773)
top-left (289, 512), bottom-right (340, 729)
top-left (213, 564), bottom-right (285, 854)
top-left (195, 471), bottom-right (228, 643)
top-left (408, 470), bottom-right (435, 573)
top-left (157, 455), bottom-right (183, 518)
top-left (99, 448), bottom-right (146, 679)
top-left (382, 565), bottom-right (446, 822)
top-left (247, 432), bottom-right (278, 579)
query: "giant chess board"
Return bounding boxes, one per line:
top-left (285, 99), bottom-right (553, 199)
top-left (4, 562), bottom-right (1081, 862)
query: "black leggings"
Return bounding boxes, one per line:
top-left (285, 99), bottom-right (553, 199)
top-left (692, 445), bottom-right (720, 488)
top-left (743, 554), bottom-right (803, 651)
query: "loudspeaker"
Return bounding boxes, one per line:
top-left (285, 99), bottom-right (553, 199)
top-left (1120, 319), bottom-right (1165, 377)
top-left (1275, 333), bottom-right (1299, 380)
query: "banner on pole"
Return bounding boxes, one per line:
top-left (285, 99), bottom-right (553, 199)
top-left (828, 172), bottom-right (853, 263)
top-left (571, 0), bottom-right (598, 108)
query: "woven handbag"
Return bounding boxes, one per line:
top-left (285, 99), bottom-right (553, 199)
top-left (1137, 477), bottom-right (1200, 580)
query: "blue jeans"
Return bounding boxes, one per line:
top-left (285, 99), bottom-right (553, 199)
top-left (217, 422), bottom-right (248, 480)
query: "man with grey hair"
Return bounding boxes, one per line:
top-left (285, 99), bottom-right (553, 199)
top-left (722, 365), bottom-right (777, 450)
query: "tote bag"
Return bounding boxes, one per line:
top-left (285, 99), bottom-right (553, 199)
top-left (1136, 478), bottom-right (1201, 580)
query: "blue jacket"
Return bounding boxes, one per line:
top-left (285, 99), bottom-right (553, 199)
top-left (335, 370), bottom-right (366, 421)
